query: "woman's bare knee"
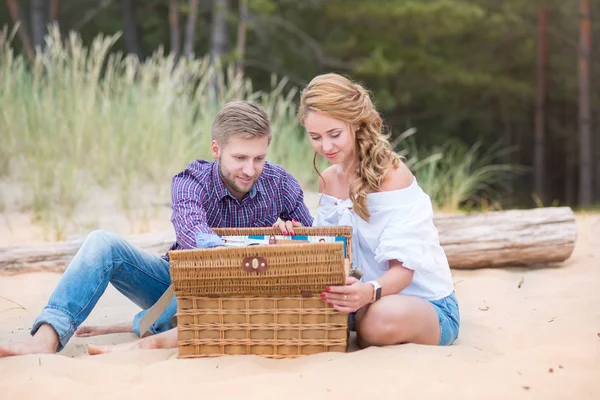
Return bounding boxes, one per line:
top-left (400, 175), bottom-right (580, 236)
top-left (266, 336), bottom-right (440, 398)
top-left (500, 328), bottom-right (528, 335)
top-left (355, 302), bottom-right (408, 346)
top-left (355, 295), bottom-right (439, 347)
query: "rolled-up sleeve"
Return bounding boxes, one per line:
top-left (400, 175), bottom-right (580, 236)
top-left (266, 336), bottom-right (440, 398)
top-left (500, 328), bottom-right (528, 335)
top-left (170, 170), bottom-right (218, 250)
top-left (374, 203), bottom-right (437, 273)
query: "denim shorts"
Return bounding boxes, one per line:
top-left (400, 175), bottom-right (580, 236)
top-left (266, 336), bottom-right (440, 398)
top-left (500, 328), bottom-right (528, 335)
top-left (429, 291), bottom-right (460, 345)
top-left (348, 291), bottom-right (460, 346)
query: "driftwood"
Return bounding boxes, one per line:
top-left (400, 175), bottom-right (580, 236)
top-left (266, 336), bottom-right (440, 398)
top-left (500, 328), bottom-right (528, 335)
top-left (0, 232), bottom-right (175, 274)
top-left (436, 207), bottom-right (576, 268)
top-left (0, 207), bottom-right (577, 274)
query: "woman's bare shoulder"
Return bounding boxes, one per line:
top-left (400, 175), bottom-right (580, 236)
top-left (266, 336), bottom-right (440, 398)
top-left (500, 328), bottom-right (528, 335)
top-left (318, 165), bottom-right (341, 195)
top-left (379, 161), bottom-right (414, 192)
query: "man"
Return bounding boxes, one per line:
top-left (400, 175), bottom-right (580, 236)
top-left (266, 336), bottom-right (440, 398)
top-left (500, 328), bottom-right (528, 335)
top-left (0, 100), bottom-right (313, 357)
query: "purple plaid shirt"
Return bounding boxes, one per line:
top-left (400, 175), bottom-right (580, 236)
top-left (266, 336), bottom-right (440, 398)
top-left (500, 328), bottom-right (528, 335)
top-left (163, 160), bottom-right (314, 260)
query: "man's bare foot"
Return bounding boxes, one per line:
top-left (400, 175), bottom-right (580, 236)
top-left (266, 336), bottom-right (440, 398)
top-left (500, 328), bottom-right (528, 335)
top-left (87, 327), bottom-right (178, 355)
top-left (87, 341), bottom-right (141, 355)
top-left (75, 322), bottom-right (133, 338)
top-left (0, 324), bottom-right (59, 358)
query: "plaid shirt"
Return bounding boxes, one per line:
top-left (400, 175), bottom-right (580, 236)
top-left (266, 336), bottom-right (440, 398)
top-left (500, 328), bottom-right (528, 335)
top-left (163, 160), bottom-right (314, 260)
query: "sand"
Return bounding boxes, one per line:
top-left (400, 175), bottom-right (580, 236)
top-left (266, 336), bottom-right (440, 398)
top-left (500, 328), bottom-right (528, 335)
top-left (0, 213), bottom-right (598, 399)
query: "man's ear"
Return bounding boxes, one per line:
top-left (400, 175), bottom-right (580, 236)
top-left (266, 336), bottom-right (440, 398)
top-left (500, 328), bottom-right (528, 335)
top-left (210, 140), bottom-right (220, 159)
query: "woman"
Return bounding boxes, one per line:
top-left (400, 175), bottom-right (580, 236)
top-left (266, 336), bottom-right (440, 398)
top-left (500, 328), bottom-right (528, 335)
top-left (282, 73), bottom-right (459, 347)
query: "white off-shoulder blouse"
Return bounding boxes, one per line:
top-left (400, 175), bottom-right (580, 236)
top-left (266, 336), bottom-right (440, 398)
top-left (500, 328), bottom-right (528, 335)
top-left (313, 175), bottom-right (454, 301)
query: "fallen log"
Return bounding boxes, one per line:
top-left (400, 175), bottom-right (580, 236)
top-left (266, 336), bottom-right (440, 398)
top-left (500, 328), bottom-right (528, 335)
top-left (436, 207), bottom-right (577, 268)
top-left (0, 207), bottom-right (577, 274)
top-left (0, 232), bottom-right (175, 274)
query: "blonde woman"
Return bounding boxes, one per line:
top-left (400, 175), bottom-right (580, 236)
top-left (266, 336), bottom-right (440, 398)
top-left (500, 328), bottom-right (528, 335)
top-left (295, 73), bottom-right (459, 347)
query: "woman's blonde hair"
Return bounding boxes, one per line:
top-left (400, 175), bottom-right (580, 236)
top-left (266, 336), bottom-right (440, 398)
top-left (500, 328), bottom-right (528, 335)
top-left (298, 73), bottom-right (400, 221)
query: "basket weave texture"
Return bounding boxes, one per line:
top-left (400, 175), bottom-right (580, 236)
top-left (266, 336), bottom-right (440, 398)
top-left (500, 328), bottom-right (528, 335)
top-left (169, 226), bottom-right (353, 358)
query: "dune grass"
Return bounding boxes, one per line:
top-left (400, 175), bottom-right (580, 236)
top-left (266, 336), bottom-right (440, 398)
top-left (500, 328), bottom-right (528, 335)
top-left (0, 26), bottom-right (521, 240)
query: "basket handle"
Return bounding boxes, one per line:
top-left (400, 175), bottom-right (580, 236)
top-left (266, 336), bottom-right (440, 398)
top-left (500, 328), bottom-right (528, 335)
top-left (241, 256), bottom-right (268, 273)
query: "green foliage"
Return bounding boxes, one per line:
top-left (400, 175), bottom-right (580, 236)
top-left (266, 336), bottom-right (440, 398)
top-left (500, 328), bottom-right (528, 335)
top-left (0, 26), bottom-right (318, 238)
top-left (3, 0), bottom-right (592, 239)
top-left (395, 129), bottom-right (526, 212)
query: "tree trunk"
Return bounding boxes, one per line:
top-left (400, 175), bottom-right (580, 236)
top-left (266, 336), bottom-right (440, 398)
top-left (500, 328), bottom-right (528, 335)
top-left (0, 207), bottom-right (577, 273)
top-left (578, 0), bottom-right (593, 206)
top-left (5, 0), bottom-right (35, 62)
top-left (122, 0), bottom-right (143, 58)
top-left (50, 0), bottom-right (60, 22)
top-left (565, 142), bottom-right (575, 205)
top-left (499, 95), bottom-right (514, 205)
top-left (596, 85), bottom-right (600, 203)
top-left (211, 0), bottom-right (229, 64)
top-left (30, 0), bottom-right (47, 51)
top-left (596, 128), bottom-right (600, 203)
top-left (235, 0), bottom-right (248, 77)
top-left (169, 0), bottom-right (181, 59)
top-left (183, 0), bottom-right (199, 59)
top-left (534, 3), bottom-right (548, 204)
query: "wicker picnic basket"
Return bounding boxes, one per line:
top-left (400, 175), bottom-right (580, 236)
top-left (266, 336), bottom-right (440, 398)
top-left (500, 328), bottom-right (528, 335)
top-left (168, 226), bottom-right (353, 359)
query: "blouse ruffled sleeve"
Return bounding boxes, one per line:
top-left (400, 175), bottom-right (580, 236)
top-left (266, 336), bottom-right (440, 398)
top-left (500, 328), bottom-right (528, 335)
top-left (373, 198), bottom-right (438, 273)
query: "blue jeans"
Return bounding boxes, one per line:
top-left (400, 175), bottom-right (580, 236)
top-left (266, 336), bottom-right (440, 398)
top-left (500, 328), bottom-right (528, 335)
top-left (30, 230), bottom-right (177, 352)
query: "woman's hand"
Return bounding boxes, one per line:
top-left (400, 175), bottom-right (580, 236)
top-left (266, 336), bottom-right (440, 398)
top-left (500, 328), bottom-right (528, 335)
top-left (321, 276), bottom-right (374, 313)
top-left (272, 218), bottom-right (303, 236)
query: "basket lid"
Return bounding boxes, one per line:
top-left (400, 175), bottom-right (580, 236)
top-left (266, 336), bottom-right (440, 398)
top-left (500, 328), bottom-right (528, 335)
top-left (169, 242), bottom-right (347, 297)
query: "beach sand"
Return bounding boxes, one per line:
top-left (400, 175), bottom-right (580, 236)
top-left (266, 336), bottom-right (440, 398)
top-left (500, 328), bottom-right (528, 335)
top-left (0, 213), bottom-right (598, 399)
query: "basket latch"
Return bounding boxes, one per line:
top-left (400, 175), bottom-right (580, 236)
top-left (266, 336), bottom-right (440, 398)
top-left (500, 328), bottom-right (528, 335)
top-left (242, 256), bottom-right (268, 273)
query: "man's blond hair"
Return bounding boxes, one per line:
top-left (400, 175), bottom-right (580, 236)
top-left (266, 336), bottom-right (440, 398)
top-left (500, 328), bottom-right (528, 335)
top-left (211, 100), bottom-right (271, 144)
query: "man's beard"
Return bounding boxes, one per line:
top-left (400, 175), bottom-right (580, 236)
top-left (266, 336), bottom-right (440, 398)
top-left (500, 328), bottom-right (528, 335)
top-left (218, 158), bottom-right (256, 196)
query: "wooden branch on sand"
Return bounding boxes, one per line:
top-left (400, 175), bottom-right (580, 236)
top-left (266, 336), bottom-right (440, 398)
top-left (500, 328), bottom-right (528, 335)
top-left (0, 207), bottom-right (577, 274)
top-left (0, 232), bottom-right (175, 274)
top-left (436, 207), bottom-right (576, 268)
